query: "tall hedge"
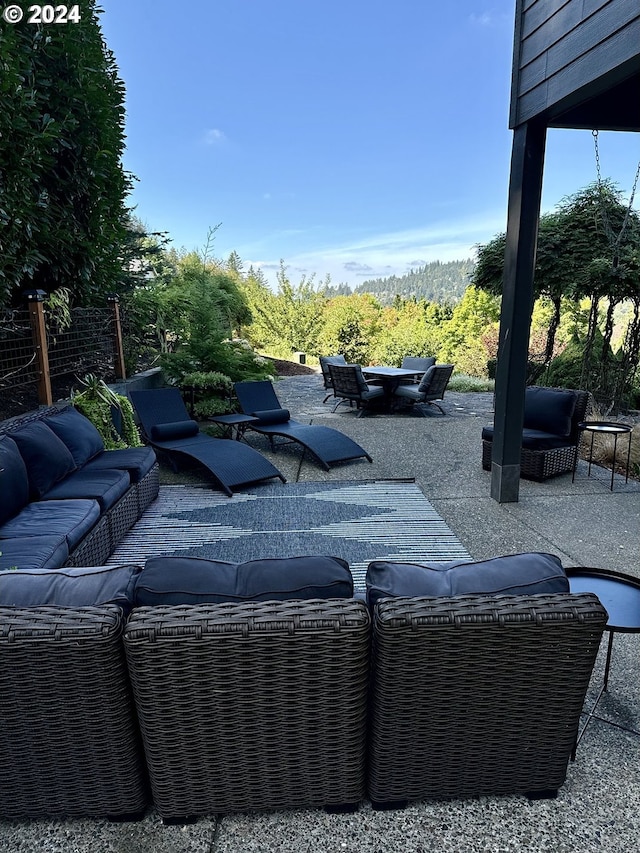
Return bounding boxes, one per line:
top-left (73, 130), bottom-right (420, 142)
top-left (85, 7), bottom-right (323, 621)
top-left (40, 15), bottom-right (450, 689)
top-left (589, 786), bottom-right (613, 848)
top-left (0, 2), bottom-right (133, 308)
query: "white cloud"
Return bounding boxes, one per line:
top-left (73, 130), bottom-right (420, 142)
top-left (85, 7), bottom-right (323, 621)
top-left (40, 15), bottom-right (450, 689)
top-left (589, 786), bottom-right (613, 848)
top-left (204, 128), bottom-right (226, 145)
top-left (245, 212), bottom-right (506, 288)
top-left (469, 10), bottom-right (511, 28)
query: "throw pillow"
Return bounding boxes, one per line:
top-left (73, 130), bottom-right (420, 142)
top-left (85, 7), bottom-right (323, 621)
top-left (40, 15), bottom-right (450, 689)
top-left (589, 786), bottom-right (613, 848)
top-left (0, 436), bottom-right (30, 525)
top-left (523, 387), bottom-right (577, 437)
top-left (251, 409), bottom-right (291, 425)
top-left (45, 406), bottom-right (105, 466)
top-left (10, 421), bottom-right (77, 499)
top-left (150, 420), bottom-right (199, 441)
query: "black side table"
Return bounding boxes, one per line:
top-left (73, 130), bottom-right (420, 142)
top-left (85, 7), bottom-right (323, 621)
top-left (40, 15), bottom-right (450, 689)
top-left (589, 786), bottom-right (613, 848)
top-left (206, 413), bottom-right (258, 441)
top-left (567, 567), bottom-right (640, 749)
top-left (572, 421), bottom-right (632, 491)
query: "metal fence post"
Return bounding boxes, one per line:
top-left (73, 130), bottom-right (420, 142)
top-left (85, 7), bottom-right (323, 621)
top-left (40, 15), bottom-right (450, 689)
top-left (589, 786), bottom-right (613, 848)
top-left (107, 294), bottom-right (127, 380)
top-left (25, 289), bottom-right (53, 406)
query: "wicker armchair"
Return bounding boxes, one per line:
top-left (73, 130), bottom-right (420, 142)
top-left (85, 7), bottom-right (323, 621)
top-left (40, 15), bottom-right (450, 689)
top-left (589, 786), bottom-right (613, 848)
top-left (482, 386), bottom-right (591, 481)
top-left (124, 599), bottom-right (370, 821)
top-left (367, 592), bottom-right (607, 807)
top-left (0, 605), bottom-right (149, 818)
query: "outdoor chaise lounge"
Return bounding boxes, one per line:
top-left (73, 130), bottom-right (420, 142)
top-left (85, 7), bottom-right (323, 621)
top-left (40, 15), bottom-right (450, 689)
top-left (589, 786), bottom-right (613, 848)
top-left (234, 380), bottom-right (373, 470)
top-left (130, 388), bottom-right (286, 496)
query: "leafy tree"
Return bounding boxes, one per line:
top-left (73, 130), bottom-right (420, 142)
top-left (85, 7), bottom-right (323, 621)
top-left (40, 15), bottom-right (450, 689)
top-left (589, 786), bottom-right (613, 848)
top-left (0, 1), bottom-right (141, 309)
top-left (372, 299), bottom-right (445, 365)
top-left (242, 261), bottom-right (328, 357)
top-left (437, 286), bottom-right (500, 377)
top-left (474, 181), bottom-right (640, 407)
top-left (317, 294), bottom-right (381, 364)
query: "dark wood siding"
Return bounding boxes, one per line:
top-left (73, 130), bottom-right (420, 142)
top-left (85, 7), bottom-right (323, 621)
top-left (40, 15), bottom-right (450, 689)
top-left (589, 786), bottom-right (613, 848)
top-left (510, 0), bottom-right (640, 127)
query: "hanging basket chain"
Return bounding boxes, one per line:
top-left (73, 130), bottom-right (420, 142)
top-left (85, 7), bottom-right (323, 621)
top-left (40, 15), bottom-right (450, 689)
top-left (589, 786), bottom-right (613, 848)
top-left (592, 130), bottom-right (640, 262)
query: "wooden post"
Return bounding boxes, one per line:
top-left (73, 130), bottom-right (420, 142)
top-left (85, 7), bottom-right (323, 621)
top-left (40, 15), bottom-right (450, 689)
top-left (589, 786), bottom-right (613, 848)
top-left (491, 121), bottom-right (546, 503)
top-left (107, 294), bottom-right (127, 380)
top-left (25, 289), bottom-right (53, 407)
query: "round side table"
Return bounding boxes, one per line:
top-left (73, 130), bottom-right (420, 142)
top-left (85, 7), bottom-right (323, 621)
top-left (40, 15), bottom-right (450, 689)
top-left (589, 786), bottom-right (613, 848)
top-left (567, 567), bottom-right (640, 749)
top-left (572, 421), bottom-right (632, 491)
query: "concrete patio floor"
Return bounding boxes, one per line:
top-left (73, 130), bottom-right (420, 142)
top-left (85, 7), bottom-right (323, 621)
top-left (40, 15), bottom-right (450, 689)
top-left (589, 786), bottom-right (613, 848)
top-left (1, 374), bottom-right (638, 852)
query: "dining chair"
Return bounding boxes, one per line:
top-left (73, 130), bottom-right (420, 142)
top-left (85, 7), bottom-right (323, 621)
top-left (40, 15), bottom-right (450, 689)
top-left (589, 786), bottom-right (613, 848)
top-left (393, 364), bottom-right (454, 415)
top-left (328, 364), bottom-right (385, 417)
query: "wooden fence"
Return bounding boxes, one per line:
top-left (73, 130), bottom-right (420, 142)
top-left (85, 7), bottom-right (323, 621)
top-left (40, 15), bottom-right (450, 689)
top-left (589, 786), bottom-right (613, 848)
top-left (0, 292), bottom-right (126, 413)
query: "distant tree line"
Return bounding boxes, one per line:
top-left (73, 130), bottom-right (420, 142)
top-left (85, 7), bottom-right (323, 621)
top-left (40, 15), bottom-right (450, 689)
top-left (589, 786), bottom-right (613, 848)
top-left (323, 260), bottom-right (475, 305)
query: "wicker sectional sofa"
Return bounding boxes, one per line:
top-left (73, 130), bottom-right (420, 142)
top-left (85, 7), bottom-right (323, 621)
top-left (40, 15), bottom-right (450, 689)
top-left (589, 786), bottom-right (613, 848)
top-left (0, 405), bottom-right (159, 570)
top-left (0, 552), bottom-right (607, 821)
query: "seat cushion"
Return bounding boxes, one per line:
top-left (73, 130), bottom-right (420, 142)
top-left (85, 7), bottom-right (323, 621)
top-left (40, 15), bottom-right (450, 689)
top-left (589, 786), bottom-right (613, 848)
top-left (0, 437), bottom-right (30, 525)
top-left (0, 498), bottom-right (101, 551)
top-left (10, 422), bottom-right (77, 499)
top-left (0, 535), bottom-right (69, 572)
top-left (83, 446), bottom-right (156, 483)
top-left (0, 563), bottom-right (142, 613)
top-left (41, 468), bottom-right (131, 511)
top-left (482, 426), bottom-right (572, 451)
top-left (366, 553), bottom-right (569, 609)
top-left (135, 555), bottom-right (354, 606)
top-left (150, 420), bottom-right (199, 441)
top-left (44, 406), bottom-right (105, 466)
top-left (524, 387), bottom-right (577, 437)
top-left (394, 385), bottom-right (422, 401)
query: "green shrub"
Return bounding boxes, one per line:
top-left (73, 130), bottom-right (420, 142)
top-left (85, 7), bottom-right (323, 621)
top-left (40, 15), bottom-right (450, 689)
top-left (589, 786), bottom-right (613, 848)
top-left (175, 370), bottom-right (236, 419)
top-left (448, 374), bottom-right (494, 392)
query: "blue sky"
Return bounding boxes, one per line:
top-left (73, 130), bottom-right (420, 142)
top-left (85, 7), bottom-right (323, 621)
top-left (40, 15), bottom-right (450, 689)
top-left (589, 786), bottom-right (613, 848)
top-left (101, 1), bottom-right (640, 288)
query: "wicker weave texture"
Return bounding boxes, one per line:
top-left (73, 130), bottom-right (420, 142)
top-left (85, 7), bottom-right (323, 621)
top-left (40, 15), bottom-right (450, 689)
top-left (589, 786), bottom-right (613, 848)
top-left (0, 606), bottom-right (148, 818)
top-left (135, 463), bottom-right (160, 515)
top-left (125, 599), bottom-right (371, 818)
top-left (482, 439), bottom-right (579, 481)
top-left (368, 593), bottom-right (607, 803)
top-left (63, 514), bottom-right (112, 567)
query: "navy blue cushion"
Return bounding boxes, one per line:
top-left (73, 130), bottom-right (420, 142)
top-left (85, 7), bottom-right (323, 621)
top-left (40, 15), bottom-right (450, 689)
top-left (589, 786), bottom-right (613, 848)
top-left (251, 408), bottom-right (291, 425)
top-left (524, 387), bottom-right (577, 437)
top-left (0, 535), bottom-right (69, 572)
top-left (10, 422), bottom-right (77, 499)
top-left (0, 563), bottom-right (142, 613)
top-left (151, 420), bottom-right (199, 441)
top-left (41, 468), bottom-right (131, 511)
top-left (482, 426), bottom-right (572, 451)
top-left (0, 437), bottom-right (30, 525)
top-left (0, 498), bottom-right (101, 551)
top-left (135, 555), bottom-right (353, 606)
top-left (44, 406), bottom-right (105, 466)
top-left (82, 446), bottom-right (156, 483)
top-left (366, 553), bottom-right (569, 609)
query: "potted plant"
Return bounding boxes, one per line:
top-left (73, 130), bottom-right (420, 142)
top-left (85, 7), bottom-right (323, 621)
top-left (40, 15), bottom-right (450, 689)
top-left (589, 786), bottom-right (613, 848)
top-left (71, 374), bottom-right (142, 449)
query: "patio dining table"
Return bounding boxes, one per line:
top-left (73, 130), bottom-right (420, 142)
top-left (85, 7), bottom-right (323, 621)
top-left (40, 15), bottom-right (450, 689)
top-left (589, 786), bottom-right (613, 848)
top-left (362, 366), bottom-right (420, 411)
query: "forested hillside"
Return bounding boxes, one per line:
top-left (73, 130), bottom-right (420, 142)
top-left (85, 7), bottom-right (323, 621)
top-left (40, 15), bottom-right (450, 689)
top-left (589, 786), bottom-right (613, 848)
top-left (353, 259), bottom-right (476, 305)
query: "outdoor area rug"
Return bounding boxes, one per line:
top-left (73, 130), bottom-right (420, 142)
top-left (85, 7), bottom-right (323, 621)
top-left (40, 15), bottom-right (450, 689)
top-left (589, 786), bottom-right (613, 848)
top-left (107, 480), bottom-right (471, 589)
